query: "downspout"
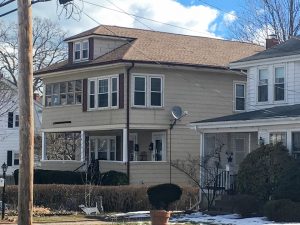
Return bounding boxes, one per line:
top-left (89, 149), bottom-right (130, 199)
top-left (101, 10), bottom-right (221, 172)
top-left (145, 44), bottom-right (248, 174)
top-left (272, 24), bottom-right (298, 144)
top-left (126, 62), bottom-right (134, 183)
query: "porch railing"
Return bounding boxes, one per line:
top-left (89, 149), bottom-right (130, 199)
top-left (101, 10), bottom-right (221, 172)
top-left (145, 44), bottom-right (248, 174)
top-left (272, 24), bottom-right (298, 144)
top-left (203, 170), bottom-right (237, 194)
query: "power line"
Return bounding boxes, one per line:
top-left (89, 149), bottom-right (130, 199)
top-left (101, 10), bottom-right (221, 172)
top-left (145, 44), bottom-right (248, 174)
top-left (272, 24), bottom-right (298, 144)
top-left (0, 0), bottom-right (15, 8)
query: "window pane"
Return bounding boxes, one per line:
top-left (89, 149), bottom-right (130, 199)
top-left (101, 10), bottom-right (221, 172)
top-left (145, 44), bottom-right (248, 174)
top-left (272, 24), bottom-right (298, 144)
top-left (151, 92), bottom-right (161, 106)
top-left (275, 67), bottom-right (284, 82)
top-left (75, 93), bottom-right (82, 104)
top-left (68, 81), bottom-right (74, 93)
top-left (82, 50), bottom-right (88, 59)
top-left (14, 153), bottom-right (19, 165)
top-left (236, 84), bottom-right (245, 97)
top-left (15, 115), bottom-right (19, 127)
top-left (75, 80), bottom-right (82, 91)
top-left (112, 77), bottom-right (118, 92)
top-left (259, 69), bottom-right (268, 81)
top-left (258, 85), bottom-right (268, 102)
top-left (112, 92), bottom-right (117, 107)
top-left (53, 83), bottom-right (59, 94)
top-left (292, 132), bottom-right (300, 152)
top-left (67, 93), bottom-right (74, 104)
top-left (89, 81), bottom-right (95, 94)
top-left (275, 84), bottom-right (284, 101)
top-left (52, 95), bottom-right (60, 106)
top-left (45, 96), bottom-right (52, 106)
top-left (98, 139), bottom-right (107, 160)
top-left (236, 98), bottom-right (245, 110)
top-left (75, 43), bottom-right (81, 51)
top-left (60, 82), bottom-right (66, 93)
top-left (151, 78), bottom-right (161, 92)
top-left (82, 42), bottom-right (88, 49)
top-left (134, 92), bottom-right (145, 106)
top-left (270, 132), bottom-right (287, 146)
top-left (99, 79), bottom-right (108, 93)
top-left (60, 94), bottom-right (67, 105)
top-left (98, 93), bottom-right (108, 107)
top-left (135, 77), bottom-right (145, 91)
top-left (110, 139), bottom-right (116, 161)
top-left (75, 51), bottom-right (80, 60)
top-left (89, 95), bottom-right (95, 108)
top-left (46, 85), bottom-right (52, 95)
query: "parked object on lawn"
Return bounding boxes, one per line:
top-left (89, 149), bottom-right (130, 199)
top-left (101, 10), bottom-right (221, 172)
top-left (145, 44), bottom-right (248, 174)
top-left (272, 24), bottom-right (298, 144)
top-left (79, 203), bottom-right (100, 215)
top-left (147, 183), bottom-right (182, 225)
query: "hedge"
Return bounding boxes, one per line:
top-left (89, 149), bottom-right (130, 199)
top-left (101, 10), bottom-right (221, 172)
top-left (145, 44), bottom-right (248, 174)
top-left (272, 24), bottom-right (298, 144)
top-left (4, 184), bottom-right (198, 212)
top-left (264, 199), bottom-right (300, 222)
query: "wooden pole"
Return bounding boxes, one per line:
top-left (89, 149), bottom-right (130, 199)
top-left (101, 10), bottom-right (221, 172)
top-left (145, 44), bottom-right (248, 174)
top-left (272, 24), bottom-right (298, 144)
top-left (17, 0), bottom-right (34, 224)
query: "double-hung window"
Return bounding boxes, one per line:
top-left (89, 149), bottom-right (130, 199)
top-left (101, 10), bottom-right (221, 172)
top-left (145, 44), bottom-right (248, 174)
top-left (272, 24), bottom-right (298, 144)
top-left (274, 67), bottom-right (285, 101)
top-left (74, 40), bottom-right (89, 62)
top-left (234, 83), bottom-right (245, 111)
top-left (258, 69), bottom-right (268, 102)
top-left (270, 132), bottom-right (287, 146)
top-left (132, 74), bottom-right (164, 107)
top-left (8, 112), bottom-right (19, 128)
top-left (88, 75), bottom-right (119, 110)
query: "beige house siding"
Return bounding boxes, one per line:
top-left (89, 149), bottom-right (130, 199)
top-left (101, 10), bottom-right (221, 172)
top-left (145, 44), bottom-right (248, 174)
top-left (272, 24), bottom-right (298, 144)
top-left (93, 38), bottom-right (128, 59)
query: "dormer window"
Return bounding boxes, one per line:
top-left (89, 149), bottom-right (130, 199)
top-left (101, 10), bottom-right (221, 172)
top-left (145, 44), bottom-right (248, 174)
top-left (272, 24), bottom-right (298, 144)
top-left (74, 40), bottom-right (89, 62)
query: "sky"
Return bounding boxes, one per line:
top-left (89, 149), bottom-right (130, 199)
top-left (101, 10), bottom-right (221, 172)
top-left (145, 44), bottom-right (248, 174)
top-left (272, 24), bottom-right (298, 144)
top-left (0, 0), bottom-right (245, 39)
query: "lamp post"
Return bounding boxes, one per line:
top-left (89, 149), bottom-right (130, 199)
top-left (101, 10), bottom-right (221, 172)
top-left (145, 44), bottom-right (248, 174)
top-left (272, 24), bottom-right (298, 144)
top-left (1, 163), bottom-right (7, 220)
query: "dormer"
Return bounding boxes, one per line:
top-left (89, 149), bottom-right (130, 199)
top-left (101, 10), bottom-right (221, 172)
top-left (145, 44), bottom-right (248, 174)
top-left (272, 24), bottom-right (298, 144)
top-left (66, 35), bottom-right (132, 65)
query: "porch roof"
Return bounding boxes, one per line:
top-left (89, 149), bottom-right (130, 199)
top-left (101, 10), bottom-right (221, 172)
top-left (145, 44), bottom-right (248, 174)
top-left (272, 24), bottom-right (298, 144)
top-left (191, 104), bottom-right (300, 130)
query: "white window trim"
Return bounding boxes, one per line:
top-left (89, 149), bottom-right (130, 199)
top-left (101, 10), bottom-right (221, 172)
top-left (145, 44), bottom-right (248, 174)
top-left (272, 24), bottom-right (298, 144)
top-left (257, 67), bottom-right (269, 104)
top-left (131, 73), bottom-right (164, 108)
top-left (90, 136), bottom-right (117, 161)
top-left (233, 81), bottom-right (246, 112)
top-left (13, 152), bottom-right (19, 166)
top-left (152, 132), bottom-right (167, 162)
top-left (88, 78), bottom-right (96, 109)
top-left (88, 75), bottom-right (119, 111)
top-left (273, 64), bottom-right (287, 103)
top-left (73, 40), bottom-right (89, 62)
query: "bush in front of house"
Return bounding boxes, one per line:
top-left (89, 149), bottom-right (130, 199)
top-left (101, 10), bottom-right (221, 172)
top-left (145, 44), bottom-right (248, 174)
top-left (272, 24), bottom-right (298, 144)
top-left (147, 183), bottom-right (182, 210)
top-left (231, 194), bottom-right (262, 217)
top-left (101, 170), bottom-right (129, 185)
top-left (263, 199), bottom-right (300, 222)
top-left (237, 143), bottom-right (295, 201)
top-left (272, 162), bottom-right (300, 202)
top-left (5, 184), bottom-right (197, 212)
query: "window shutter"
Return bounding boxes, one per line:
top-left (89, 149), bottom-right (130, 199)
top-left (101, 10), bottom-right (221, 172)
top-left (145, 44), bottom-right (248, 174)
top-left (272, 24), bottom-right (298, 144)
top-left (68, 42), bottom-right (73, 64)
top-left (7, 151), bottom-right (12, 166)
top-left (88, 38), bottom-right (94, 60)
top-left (119, 73), bottom-right (124, 109)
top-left (82, 79), bottom-right (88, 112)
top-left (8, 112), bottom-right (13, 128)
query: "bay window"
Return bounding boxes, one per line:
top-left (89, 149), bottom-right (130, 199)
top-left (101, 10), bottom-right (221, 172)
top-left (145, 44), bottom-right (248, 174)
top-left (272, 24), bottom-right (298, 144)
top-left (274, 67), bottom-right (285, 101)
top-left (45, 80), bottom-right (82, 107)
top-left (258, 69), bottom-right (268, 102)
top-left (234, 83), bottom-right (245, 111)
top-left (132, 74), bottom-right (164, 107)
top-left (88, 75), bottom-right (119, 110)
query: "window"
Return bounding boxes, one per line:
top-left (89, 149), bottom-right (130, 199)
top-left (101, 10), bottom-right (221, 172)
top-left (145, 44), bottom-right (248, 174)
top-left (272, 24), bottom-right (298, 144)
top-left (74, 41), bottom-right (89, 62)
top-left (88, 76), bottom-right (119, 110)
top-left (15, 115), bottom-right (19, 127)
top-left (132, 75), bottom-right (164, 107)
top-left (258, 69), bottom-right (268, 102)
top-left (235, 83), bottom-right (245, 111)
top-left (8, 112), bottom-right (18, 128)
top-left (45, 80), bottom-right (82, 107)
top-left (270, 132), bottom-right (287, 146)
top-left (274, 67), bottom-right (285, 101)
top-left (89, 136), bottom-right (118, 161)
top-left (14, 152), bottom-right (19, 165)
top-left (292, 132), bottom-right (300, 158)
top-left (134, 77), bottom-right (146, 106)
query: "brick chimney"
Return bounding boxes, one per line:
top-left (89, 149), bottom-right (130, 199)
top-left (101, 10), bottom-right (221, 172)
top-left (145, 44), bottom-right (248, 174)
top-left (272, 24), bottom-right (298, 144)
top-left (266, 34), bottom-right (279, 49)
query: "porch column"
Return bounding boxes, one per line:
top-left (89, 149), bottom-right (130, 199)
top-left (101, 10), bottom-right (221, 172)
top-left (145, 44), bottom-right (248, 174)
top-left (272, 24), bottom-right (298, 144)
top-left (199, 132), bottom-right (204, 183)
top-left (123, 128), bottom-right (128, 162)
top-left (287, 130), bottom-right (292, 154)
top-left (41, 132), bottom-right (46, 160)
top-left (80, 131), bottom-right (85, 162)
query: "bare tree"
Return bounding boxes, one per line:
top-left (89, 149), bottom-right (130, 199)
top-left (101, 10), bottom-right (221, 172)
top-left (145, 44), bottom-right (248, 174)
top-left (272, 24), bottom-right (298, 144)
top-left (229, 0), bottom-right (300, 44)
top-left (0, 78), bottom-right (17, 118)
top-left (0, 17), bottom-right (68, 91)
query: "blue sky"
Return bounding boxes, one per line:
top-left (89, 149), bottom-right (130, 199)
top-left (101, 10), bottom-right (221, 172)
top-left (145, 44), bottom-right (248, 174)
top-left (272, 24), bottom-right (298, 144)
top-left (0, 0), bottom-right (245, 39)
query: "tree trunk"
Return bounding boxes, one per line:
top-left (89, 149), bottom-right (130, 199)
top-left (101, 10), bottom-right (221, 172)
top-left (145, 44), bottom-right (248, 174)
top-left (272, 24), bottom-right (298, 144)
top-left (17, 0), bottom-right (34, 224)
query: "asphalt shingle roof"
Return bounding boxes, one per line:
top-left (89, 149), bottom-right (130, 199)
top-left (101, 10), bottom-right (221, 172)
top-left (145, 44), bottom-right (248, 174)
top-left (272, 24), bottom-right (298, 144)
top-left (192, 104), bottom-right (300, 124)
top-left (232, 36), bottom-right (300, 63)
top-left (35, 25), bottom-right (263, 75)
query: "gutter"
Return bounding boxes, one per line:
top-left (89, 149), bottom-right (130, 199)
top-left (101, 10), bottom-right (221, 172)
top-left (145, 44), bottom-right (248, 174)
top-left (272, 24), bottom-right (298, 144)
top-left (126, 62), bottom-right (134, 183)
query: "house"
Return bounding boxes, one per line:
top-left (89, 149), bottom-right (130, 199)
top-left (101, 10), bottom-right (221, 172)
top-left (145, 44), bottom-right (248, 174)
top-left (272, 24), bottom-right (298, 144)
top-left (34, 25), bottom-right (262, 185)
top-left (0, 77), bottom-right (43, 175)
top-left (191, 36), bottom-right (300, 188)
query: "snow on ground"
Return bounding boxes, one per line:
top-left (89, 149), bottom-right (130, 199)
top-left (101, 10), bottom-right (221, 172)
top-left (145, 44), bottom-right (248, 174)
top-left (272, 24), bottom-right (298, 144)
top-left (171, 212), bottom-right (300, 225)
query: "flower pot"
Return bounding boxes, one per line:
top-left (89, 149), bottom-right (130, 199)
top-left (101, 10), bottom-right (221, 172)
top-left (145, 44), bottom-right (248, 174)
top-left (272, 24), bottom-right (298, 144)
top-left (150, 210), bottom-right (171, 225)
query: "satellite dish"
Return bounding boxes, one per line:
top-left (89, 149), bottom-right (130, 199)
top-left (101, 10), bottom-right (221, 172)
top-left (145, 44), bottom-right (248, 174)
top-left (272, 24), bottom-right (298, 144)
top-left (171, 106), bottom-right (183, 120)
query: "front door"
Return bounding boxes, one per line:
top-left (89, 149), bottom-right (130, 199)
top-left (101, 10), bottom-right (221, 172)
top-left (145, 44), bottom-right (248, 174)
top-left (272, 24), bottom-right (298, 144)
top-left (152, 132), bottom-right (166, 161)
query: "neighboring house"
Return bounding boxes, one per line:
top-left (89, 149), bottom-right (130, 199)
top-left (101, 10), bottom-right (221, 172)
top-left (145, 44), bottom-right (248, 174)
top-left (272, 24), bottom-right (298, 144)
top-left (191, 36), bottom-right (300, 189)
top-left (0, 77), bottom-right (43, 175)
top-left (34, 25), bottom-right (262, 185)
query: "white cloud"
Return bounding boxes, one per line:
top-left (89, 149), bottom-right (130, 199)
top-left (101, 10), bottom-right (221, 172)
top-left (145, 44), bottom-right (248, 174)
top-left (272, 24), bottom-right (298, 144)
top-left (223, 10), bottom-right (237, 25)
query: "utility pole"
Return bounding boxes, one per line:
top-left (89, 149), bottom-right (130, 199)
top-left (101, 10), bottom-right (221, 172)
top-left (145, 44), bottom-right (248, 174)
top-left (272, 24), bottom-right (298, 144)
top-left (17, 0), bottom-right (34, 224)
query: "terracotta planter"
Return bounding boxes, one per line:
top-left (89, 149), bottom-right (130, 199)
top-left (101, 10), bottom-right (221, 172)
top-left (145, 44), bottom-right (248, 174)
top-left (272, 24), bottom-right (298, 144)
top-left (150, 210), bottom-right (171, 225)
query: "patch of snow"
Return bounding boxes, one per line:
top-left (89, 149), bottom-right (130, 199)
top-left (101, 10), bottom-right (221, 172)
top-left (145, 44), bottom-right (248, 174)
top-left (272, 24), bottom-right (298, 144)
top-left (113, 211), bottom-right (150, 218)
top-left (171, 212), bottom-right (281, 225)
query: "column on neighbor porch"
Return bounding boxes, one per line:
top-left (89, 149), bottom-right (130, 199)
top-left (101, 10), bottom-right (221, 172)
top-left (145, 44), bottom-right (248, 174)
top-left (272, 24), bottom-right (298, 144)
top-left (80, 131), bottom-right (85, 162)
top-left (123, 128), bottom-right (128, 162)
top-left (41, 132), bottom-right (46, 160)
